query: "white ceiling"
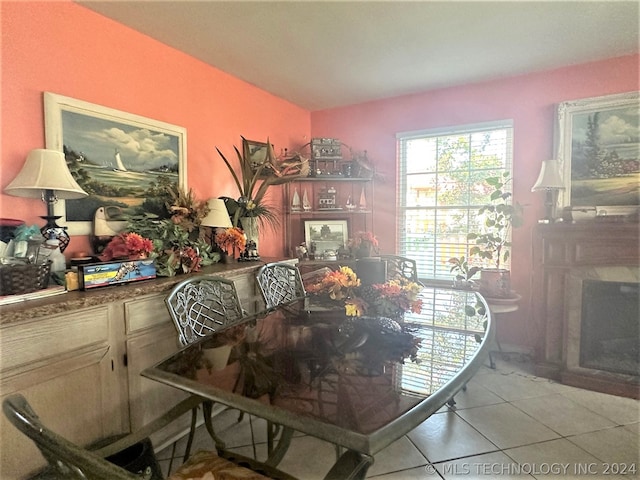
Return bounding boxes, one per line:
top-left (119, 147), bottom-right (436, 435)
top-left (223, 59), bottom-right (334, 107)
top-left (77, 1), bottom-right (639, 111)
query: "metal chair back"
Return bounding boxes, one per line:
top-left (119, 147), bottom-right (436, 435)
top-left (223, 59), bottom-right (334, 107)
top-left (256, 262), bottom-right (306, 310)
top-left (3, 393), bottom-right (141, 479)
top-left (165, 275), bottom-right (245, 346)
top-left (380, 255), bottom-right (422, 284)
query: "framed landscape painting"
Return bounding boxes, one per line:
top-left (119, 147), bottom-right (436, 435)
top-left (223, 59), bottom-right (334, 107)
top-left (44, 92), bottom-right (187, 235)
top-left (556, 91), bottom-right (639, 215)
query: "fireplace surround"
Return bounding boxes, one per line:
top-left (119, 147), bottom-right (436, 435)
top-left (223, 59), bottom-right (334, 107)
top-left (532, 222), bottom-right (639, 398)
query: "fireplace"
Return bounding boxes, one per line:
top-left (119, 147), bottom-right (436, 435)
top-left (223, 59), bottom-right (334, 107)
top-left (532, 223), bottom-right (640, 398)
top-left (580, 281), bottom-right (639, 375)
top-left (565, 266), bottom-right (639, 396)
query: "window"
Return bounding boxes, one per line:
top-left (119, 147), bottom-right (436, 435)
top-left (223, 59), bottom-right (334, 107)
top-left (396, 120), bottom-right (513, 280)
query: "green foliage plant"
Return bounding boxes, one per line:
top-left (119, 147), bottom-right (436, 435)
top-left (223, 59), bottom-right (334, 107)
top-left (126, 185), bottom-right (219, 276)
top-left (447, 256), bottom-right (480, 282)
top-left (467, 172), bottom-right (523, 270)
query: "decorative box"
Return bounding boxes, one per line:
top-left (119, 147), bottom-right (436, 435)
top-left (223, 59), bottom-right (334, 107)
top-left (78, 259), bottom-right (156, 290)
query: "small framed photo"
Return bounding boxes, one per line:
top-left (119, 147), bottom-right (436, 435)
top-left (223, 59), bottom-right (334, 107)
top-left (245, 140), bottom-right (269, 168)
top-left (556, 91), bottom-right (639, 215)
top-left (304, 220), bottom-right (349, 255)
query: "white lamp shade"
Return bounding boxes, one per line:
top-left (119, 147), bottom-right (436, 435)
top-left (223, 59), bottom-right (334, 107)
top-left (531, 159), bottom-right (565, 191)
top-left (201, 198), bottom-right (232, 228)
top-left (5, 149), bottom-right (87, 199)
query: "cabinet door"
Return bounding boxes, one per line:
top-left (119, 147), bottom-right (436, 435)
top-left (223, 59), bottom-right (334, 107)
top-left (124, 295), bottom-right (192, 447)
top-left (0, 307), bottom-right (119, 480)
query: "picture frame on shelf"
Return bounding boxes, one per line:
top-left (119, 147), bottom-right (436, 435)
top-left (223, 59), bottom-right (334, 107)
top-left (245, 139), bottom-right (272, 177)
top-left (304, 219), bottom-right (349, 257)
top-left (556, 91), bottom-right (639, 216)
top-left (44, 92), bottom-right (187, 235)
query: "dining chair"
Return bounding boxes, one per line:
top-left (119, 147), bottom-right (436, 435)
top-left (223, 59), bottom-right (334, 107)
top-left (2, 393), bottom-right (296, 480)
top-left (380, 254), bottom-right (423, 285)
top-left (164, 275), bottom-right (247, 460)
top-left (256, 262), bottom-right (306, 310)
top-left (165, 275), bottom-right (246, 346)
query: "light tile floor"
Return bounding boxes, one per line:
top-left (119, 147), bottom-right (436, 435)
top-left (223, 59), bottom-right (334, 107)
top-left (157, 357), bottom-right (639, 479)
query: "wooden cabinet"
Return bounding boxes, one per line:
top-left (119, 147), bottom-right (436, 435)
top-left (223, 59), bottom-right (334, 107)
top-left (0, 305), bottom-right (123, 479)
top-left (284, 177), bottom-right (374, 258)
top-left (0, 260), bottom-right (288, 479)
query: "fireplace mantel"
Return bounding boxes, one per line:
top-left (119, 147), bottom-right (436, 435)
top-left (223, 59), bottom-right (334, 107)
top-left (531, 221), bottom-right (639, 398)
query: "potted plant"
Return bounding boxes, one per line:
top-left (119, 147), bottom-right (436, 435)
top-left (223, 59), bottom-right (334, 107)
top-left (447, 255), bottom-right (480, 289)
top-left (467, 172), bottom-right (523, 298)
top-left (217, 137), bottom-right (307, 230)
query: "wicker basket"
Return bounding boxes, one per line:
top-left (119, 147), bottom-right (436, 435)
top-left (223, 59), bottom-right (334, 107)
top-left (0, 261), bottom-right (52, 295)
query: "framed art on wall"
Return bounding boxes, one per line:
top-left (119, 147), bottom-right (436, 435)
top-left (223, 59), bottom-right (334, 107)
top-left (44, 92), bottom-right (187, 235)
top-left (556, 91), bottom-right (639, 215)
top-left (304, 219), bottom-right (349, 256)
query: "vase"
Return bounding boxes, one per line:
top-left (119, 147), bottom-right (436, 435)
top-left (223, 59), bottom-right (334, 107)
top-left (221, 253), bottom-right (236, 264)
top-left (479, 268), bottom-right (511, 298)
top-left (355, 240), bottom-right (373, 259)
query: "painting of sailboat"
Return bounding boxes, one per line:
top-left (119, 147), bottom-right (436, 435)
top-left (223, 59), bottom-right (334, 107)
top-left (44, 92), bottom-right (186, 233)
top-left (112, 149), bottom-right (128, 172)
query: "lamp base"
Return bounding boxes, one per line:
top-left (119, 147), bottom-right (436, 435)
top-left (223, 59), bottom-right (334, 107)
top-left (40, 216), bottom-right (70, 253)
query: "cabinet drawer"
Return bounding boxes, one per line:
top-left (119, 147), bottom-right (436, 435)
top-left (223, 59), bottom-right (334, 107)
top-left (0, 306), bottom-right (109, 373)
top-left (125, 294), bottom-right (171, 334)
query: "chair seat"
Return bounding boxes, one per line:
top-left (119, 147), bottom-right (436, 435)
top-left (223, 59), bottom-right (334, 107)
top-left (169, 450), bottom-right (295, 480)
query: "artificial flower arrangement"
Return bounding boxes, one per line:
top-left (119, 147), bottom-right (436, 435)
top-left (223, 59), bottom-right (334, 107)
top-left (121, 185), bottom-right (218, 276)
top-left (348, 231), bottom-right (380, 258)
top-left (215, 227), bottom-right (246, 257)
top-left (306, 266), bottom-right (423, 319)
top-left (101, 232), bottom-right (154, 261)
top-left (306, 266), bottom-right (423, 365)
top-left (348, 231), bottom-right (379, 249)
top-left (305, 266), bottom-right (360, 301)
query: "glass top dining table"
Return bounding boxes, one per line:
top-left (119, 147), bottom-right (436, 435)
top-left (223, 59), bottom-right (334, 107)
top-left (142, 285), bottom-right (494, 480)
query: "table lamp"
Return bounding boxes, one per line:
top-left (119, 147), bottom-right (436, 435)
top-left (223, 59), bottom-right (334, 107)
top-left (200, 198), bottom-right (232, 248)
top-left (531, 159), bottom-right (565, 223)
top-left (4, 149), bottom-right (88, 252)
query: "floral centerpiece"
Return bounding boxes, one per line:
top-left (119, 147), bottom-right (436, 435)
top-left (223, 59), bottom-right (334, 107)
top-left (306, 266), bottom-right (361, 301)
top-left (306, 266), bottom-right (423, 319)
top-left (306, 266), bottom-right (423, 366)
top-left (101, 232), bottom-right (154, 261)
top-left (215, 227), bottom-right (246, 259)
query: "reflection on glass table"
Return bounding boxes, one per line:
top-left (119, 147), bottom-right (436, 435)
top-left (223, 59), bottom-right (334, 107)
top-left (142, 286), bottom-right (493, 480)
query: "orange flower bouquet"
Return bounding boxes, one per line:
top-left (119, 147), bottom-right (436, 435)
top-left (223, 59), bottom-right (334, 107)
top-left (306, 266), bottom-right (360, 301)
top-left (215, 227), bottom-right (246, 257)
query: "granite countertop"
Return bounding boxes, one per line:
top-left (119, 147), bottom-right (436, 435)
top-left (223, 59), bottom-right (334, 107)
top-left (0, 259), bottom-right (290, 326)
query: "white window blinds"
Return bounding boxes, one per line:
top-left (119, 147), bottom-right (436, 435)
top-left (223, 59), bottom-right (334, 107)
top-left (396, 120), bottom-right (514, 281)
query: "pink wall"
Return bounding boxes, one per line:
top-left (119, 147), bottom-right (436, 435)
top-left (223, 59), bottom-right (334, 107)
top-left (1, 1), bottom-right (310, 258)
top-left (2, 1), bottom-right (638, 348)
top-left (312, 54), bottom-right (639, 347)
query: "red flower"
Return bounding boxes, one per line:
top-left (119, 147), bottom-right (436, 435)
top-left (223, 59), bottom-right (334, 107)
top-left (102, 232), bottom-right (154, 261)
